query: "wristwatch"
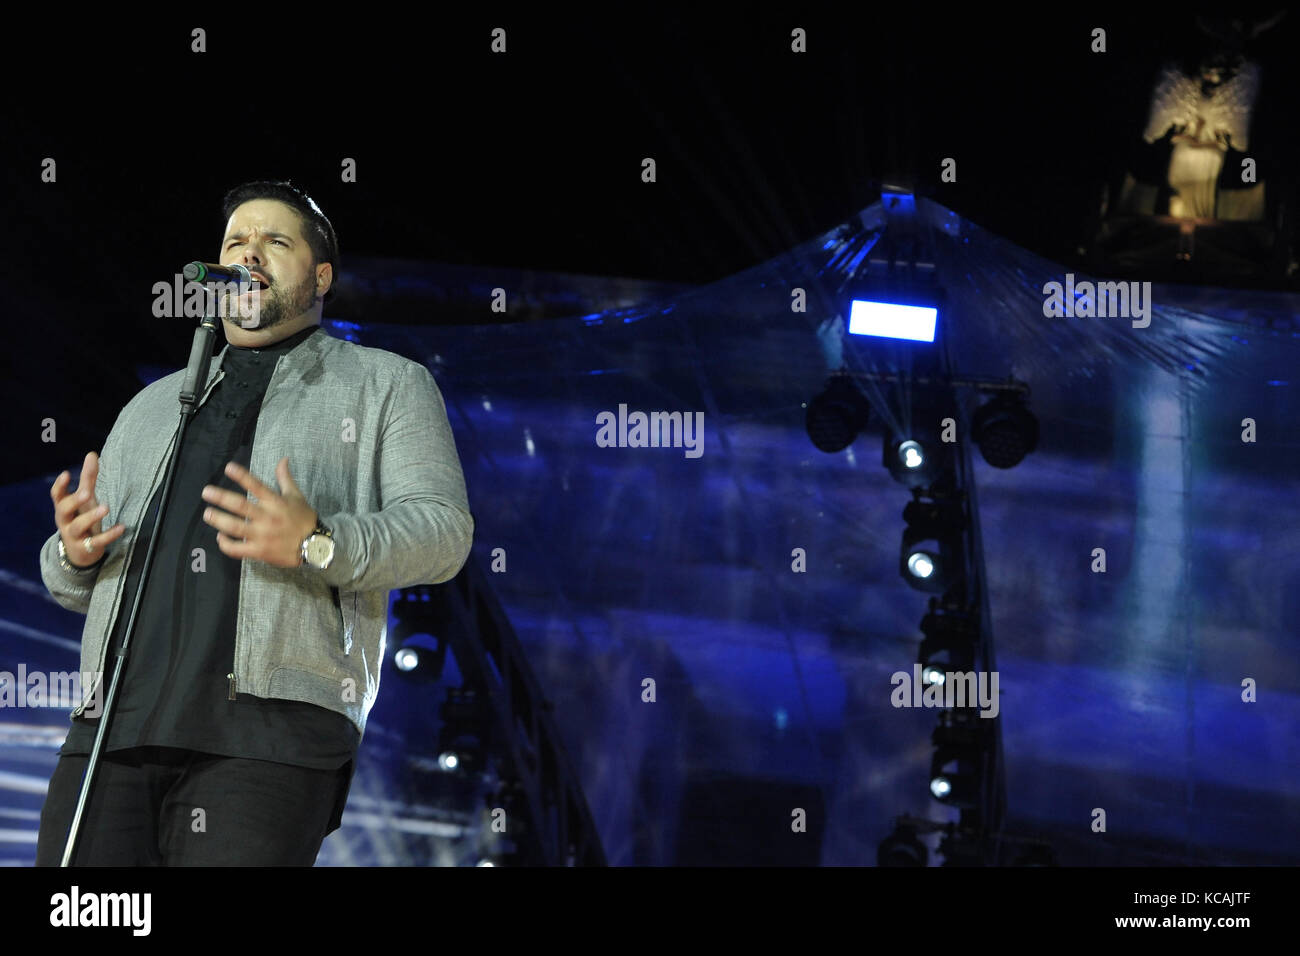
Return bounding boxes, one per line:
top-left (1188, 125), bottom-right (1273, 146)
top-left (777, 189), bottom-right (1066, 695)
top-left (300, 518), bottom-right (336, 570)
top-left (58, 536), bottom-right (104, 574)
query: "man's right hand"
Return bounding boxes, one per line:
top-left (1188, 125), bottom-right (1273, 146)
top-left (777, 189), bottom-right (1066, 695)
top-left (51, 451), bottom-right (124, 568)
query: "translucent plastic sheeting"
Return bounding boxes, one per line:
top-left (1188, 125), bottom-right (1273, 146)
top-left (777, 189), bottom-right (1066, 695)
top-left (354, 198), bottom-right (1299, 864)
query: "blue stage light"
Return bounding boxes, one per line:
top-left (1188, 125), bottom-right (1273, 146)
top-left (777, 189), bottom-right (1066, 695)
top-left (847, 299), bottom-right (937, 343)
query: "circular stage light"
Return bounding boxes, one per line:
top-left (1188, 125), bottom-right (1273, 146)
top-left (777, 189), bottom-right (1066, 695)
top-left (907, 550), bottom-right (937, 580)
top-left (972, 393), bottom-right (1039, 468)
top-left (805, 377), bottom-right (872, 453)
top-left (885, 436), bottom-right (947, 487)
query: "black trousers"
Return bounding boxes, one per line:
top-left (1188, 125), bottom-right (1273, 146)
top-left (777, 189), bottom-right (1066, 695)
top-left (35, 746), bottom-right (349, 866)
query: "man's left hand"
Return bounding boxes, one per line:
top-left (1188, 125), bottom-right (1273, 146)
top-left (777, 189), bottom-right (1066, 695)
top-left (201, 457), bottom-right (318, 568)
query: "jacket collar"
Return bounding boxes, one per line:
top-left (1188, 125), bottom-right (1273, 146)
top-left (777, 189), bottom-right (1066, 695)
top-left (210, 324), bottom-right (328, 383)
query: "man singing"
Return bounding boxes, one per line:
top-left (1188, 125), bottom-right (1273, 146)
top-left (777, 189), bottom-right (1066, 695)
top-left (35, 180), bottom-right (473, 865)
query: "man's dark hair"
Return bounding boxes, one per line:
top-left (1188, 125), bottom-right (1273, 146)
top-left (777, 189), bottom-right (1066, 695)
top-left (221, 180), bottom-right (341, 304)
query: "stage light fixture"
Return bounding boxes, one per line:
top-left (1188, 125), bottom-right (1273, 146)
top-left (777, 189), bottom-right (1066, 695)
top-left (847, 298), bottom-right (938, 343)
top-left (899, 496), bottom-right (965, 595)
top-left (395, 647), bottom-right (420, 672)
top-left (929, 714), bottom-right (991, 810)
top-left (930, 752), bottom-right (978, 807)
top-left (918, 610), bottom-right (978, 686)
top-left (805, 375), bottom-right (872, 453)
top-left (877, 823), bottom-right (928, 867)
top-left (897, 440), bottom-right (924, 469)
top-left (392, 635), bottom-right (447, 682)
top-left (928, 772), bottom-right (956, 800)
top-left (434, 687), bottom-right (492, 776)
top-left (907, 551), bottom-right (937, 580)
top-left (902, 533), bottom-right (952, 593)
top-left (971, 391), bottom-right (1039, 468)
top-left (883, 432), bottom-right (951, 488)
top-left (885, 437), bottom-right (937, 486)
top-left (389, 591), bottom-right (452, 682)
top-left (437, 750), bottom-right (461, 771)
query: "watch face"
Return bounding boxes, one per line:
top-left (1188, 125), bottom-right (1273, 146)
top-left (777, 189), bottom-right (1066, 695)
top-left (306, 535), bottom-right (334, 566)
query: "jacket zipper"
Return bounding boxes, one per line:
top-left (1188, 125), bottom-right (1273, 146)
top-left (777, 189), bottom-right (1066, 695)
top-left (227, 672), bottom-right (237, 700)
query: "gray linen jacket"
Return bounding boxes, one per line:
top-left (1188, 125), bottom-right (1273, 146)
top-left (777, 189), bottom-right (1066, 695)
top-left (38, 325), bottom-right (473, 737)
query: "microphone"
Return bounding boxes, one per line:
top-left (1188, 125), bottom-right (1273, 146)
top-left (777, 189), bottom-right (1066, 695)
top-left (183, 262), bottom-right (254, 285)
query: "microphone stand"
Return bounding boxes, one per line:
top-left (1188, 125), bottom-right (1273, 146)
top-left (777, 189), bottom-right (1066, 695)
top-left (59, 292), bottom-right (230, 866)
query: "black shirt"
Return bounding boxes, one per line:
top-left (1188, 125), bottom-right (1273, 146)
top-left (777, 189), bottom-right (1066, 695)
top-left (61, 324), bottom-right (360, 775)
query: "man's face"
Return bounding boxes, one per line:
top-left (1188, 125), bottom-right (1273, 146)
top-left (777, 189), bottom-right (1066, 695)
top-left (218, 199), bottom-right (327, 330)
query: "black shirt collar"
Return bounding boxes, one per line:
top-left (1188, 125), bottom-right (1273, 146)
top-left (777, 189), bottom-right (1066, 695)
top-left (225, 323), bottom-right (320, 358)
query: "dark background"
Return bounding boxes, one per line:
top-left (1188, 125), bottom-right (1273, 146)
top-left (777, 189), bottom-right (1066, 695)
top-left (1, 7), bottom-right (1295, 480)
top-left (5, 10), bottom-right (1295, 279)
